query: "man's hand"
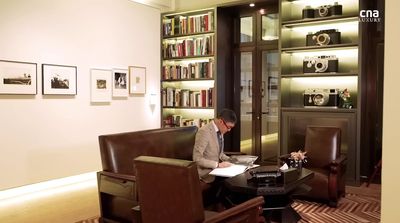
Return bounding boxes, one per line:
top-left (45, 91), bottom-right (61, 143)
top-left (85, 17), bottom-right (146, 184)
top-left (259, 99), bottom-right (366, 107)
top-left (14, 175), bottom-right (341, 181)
top-left (218, 161), bottom-right (232, 168)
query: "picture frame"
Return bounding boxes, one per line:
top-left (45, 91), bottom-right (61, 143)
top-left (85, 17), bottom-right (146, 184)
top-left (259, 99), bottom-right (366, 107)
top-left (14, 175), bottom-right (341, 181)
top-left (91, 69), bottom-right (112, 102)
top-left (0, 60), bottom-right (37, 95)
top-left (112, 68), bottom-right (129, 97)
top-left (129, 66), bottom-right (146, 94)
top-left (42, 64), bottom-right (77, 95)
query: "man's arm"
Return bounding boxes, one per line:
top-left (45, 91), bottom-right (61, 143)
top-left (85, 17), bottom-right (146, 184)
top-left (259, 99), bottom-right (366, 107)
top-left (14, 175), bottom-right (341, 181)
top-left (193, 128), bottom-right (219, 169)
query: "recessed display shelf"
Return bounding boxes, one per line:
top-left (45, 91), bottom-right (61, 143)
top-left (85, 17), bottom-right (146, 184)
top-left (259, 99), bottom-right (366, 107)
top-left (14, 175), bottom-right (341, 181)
top-left (281, 43), bottom-right (358, 53)
top-left (281, 107), bottom-right (357, 113)
top-left (281, 72), bottom-right (358, 78)
top-left (282, 15), bottom-right (358, 27)
top-left (163, 55), bottom-right (214, 61)
top-left (163, 106), bottom-right (214, 109)
top-left (163, 31), bottom-right (214, 40)
top-left (162, 78), bottom-right (214, 82)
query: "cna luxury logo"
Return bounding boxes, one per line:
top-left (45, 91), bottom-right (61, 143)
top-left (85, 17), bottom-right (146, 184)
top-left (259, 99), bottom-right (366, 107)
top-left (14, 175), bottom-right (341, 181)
top-left (359, 9), bottom-right (381, 22)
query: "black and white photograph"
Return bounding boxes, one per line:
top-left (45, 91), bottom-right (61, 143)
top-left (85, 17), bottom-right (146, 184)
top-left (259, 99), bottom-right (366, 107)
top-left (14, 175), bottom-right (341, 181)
top-left (0, 60), bottom-right (37, 94)
top-left (42, 64), bottom-right (77, 95)
top-left (112, 68), bottom-right (129, 97)
top-left (91, 69), bottom-right (111, 102)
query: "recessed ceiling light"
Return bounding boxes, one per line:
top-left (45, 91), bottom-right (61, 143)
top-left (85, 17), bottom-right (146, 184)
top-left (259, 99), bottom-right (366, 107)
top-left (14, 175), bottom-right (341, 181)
top-left (249, 3), bottom-right (255, 7)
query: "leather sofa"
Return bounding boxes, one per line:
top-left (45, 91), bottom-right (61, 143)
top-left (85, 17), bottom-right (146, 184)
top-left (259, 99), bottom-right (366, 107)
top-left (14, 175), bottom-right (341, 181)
top-left (97, 126), bottom-right (198, 223)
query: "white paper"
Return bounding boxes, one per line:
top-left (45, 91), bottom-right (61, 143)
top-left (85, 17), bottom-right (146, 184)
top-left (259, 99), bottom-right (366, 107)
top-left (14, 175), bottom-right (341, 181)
top-left (209, 164), bottom-right (248, 177)
top-left (209, 164), bottom-right (260, 177)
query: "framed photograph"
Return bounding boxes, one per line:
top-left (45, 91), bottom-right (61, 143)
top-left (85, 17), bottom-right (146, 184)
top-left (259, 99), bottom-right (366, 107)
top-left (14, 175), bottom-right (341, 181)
top-left (42, 64), bottom-right (77, 95)
top-left (129, 66), bottom-right (146, 94)
top-left (112, 68), bottom-right (129, 97)
top-left (0, 60), bottom-right (37, 95)
top-left (91, 69), bottom-right (112, 102)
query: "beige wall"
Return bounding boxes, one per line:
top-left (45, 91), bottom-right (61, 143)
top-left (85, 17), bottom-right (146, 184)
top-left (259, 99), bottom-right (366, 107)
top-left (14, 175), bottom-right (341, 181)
top-left (381, 0), bottom-right (400, 221)
top-left (0, 0), bottom-right (161, 190)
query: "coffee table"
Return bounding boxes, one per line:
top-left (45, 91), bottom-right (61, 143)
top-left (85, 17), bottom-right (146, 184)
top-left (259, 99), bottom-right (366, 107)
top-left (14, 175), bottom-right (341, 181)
top-left (225, 166), bottom-right (314, 223)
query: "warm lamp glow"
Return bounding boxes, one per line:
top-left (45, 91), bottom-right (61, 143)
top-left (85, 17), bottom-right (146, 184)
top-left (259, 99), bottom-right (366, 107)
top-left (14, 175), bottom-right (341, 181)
top-left (287, 48), bottom-right (358, 57)
top-left (288, 21), bottom-right (358, 33)
top-left (249, 3), bottom-right (255, 7)
top-left (0, 172), bottom-right (97, 207)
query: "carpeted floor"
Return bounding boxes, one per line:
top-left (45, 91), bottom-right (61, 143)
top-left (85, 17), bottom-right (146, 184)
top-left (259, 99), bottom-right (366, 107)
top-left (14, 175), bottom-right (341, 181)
top-left (78, 185), bottom-right (381, 223)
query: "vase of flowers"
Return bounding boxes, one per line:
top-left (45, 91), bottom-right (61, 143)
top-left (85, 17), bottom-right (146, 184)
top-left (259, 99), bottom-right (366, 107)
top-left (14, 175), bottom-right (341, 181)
top-left (288, 149), bottom-right (307, 172)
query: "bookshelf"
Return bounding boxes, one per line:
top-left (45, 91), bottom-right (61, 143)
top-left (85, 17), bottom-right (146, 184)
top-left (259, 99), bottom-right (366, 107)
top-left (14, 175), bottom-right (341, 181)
top-left (161, 8), bottom-right (216, 128)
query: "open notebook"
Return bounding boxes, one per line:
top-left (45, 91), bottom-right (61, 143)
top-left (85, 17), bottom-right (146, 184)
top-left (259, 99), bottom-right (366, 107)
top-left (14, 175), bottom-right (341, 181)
top-left (209, 155), bottom-right (259, 177)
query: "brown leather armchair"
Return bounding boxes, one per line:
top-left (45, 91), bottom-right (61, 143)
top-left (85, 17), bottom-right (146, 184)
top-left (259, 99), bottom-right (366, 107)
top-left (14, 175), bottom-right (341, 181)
top-left (133, 156), bottom-right (265, 223)
top-left (294, 126), bottom-right (347, 207)
top-left (281, 126), bottom-right (346, 207)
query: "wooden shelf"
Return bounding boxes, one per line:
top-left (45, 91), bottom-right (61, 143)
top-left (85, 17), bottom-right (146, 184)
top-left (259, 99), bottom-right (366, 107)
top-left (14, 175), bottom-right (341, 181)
top-left (163, 106), bottom-right (214, 109)
top-left (162, 31), bottom-right (214, 40)
top-left (162, 78), bottom-right (214, 82)
top-left (163, 55), bottom-right (214, 60)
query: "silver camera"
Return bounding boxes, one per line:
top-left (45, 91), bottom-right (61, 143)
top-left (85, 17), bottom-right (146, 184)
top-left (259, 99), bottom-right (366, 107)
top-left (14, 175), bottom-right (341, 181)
top-left (303, 55), bottom-right (338, 73)
top-left (304, 88), bottom-right (340, 107)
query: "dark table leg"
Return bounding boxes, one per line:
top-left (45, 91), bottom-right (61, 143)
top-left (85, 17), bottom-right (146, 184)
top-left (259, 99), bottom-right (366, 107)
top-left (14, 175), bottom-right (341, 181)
top-left (262, 195), bottom-right (302, 223)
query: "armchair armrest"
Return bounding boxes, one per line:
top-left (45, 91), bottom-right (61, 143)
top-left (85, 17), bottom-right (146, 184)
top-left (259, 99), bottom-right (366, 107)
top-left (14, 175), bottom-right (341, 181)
top-left (204, 196), bottom-right (265, 223)
top-left (329, 155), bottom-right (347, 174)
top-left (98, 171), bottom-right (136, 182)
top-left (97, 171), bottom-right (137, 200)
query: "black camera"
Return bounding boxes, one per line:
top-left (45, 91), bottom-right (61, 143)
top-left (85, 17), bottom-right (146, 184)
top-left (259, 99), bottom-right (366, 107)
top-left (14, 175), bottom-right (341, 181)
top-left (303, 88), bottom-right (340, 107)
top-left (315, 2), bottom-right (343, 18)
top-left (303, 55), bottom-right (338, 73)
top-left (306, 29), bottom-right (341, 46)
top-left (302, 2), bottom-right (343, 19)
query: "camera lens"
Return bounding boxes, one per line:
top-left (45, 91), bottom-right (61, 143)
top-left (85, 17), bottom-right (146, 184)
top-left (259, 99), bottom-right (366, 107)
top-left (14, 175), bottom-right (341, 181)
top-left (316, 33), bottom-right (331, 45)
top-left (318, 6), bottom-right (329, 17)
top-left (315, 59), bottom-right (328, 72)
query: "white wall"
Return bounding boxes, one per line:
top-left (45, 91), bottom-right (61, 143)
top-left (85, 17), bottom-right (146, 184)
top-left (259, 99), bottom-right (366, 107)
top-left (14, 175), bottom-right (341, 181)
top-left (0, 0), bottom-right (160, 190)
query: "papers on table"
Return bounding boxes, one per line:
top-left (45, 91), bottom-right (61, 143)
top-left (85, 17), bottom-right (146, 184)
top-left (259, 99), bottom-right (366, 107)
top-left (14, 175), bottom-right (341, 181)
top-left (209, 164), bottom-right (260, 177)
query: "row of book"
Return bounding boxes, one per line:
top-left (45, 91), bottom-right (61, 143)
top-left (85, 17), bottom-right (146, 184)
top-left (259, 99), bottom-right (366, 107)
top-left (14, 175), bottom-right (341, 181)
top-left (162, 60), bottom-right (214, 80)
top-left (162, 87), bottom-right (214, 107)
top-left (162, 12), bottom-right (214, 36)
top-left (163, 115), bottom-right (212, 128)
top-left (162, 35), bottom-right (214, 58)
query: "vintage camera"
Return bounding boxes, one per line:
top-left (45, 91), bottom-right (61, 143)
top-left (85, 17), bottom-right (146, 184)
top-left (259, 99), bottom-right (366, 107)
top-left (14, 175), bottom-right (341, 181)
top-left (303, 55), bottom-right (339, 73)
top-left (302, 2), bottom-right (343, 19)
top-left (306, 29), bottom-right (341, 46)
top-left (303, 88), bottom-right (340, 107)
top-left (315, 2), bottom-right (343, 18)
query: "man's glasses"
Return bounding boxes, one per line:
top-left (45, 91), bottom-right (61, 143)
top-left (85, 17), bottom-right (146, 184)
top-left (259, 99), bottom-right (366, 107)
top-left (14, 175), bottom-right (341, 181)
top-left (221, 119), bottom-right (233, 130)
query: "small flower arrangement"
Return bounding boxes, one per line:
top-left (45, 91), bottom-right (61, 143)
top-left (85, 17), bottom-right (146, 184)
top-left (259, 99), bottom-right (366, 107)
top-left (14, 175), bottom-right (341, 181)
top-left (288, 149), bottom-right (307, 169)
top-left (339, 88), bottom-right (353, 109)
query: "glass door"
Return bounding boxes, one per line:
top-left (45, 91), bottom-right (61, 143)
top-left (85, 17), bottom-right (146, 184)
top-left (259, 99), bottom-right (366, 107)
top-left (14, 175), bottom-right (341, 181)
top-left (236, 7), bottom-right (279, 164)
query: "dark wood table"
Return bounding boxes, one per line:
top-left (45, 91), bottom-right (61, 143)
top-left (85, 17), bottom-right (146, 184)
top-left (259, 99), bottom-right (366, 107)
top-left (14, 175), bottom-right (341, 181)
top-left (225, 166), bottom-right (314, 223)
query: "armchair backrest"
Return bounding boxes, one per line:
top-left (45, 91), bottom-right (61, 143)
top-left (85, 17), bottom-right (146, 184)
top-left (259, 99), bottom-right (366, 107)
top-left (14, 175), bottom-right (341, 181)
top-left (99, 126), bottom-right (198, 175)
top-left (304, 126), bottom-right (341, 168)
top-left (134, 156), bottom-right (205, 223)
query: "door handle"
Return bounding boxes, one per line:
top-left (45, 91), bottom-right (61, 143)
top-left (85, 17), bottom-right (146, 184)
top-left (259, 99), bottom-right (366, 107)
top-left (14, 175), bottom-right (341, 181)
top-left (246, 111), bottom-right (254, 114)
